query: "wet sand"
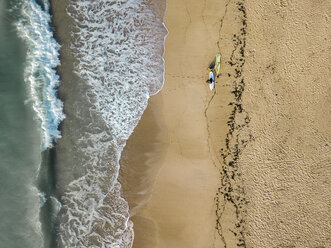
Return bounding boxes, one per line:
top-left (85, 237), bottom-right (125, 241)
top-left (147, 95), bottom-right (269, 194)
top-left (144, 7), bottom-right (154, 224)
top-left (121, 0), bottom-right (330, 247)
top-left (120, 0), bottom-right (242, 247)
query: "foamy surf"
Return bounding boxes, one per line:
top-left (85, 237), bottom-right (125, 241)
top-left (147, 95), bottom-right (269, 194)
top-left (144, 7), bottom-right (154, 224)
top-left (56, 0), bottom-right (167, 247)
top-left (8, 0), bottom-right (64, 247)
top-left (16, 0), bottom-right (65, 150)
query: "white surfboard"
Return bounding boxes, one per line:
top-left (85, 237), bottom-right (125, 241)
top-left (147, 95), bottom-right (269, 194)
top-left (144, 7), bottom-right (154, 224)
top-left (209, 80), bottom-right (215, 90)
top-left (209, 71), bottom-right (215, 90)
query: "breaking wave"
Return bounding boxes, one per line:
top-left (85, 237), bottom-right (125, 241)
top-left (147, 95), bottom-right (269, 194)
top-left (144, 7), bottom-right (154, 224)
top-left (16, 0), bottom-right (65, 150)
top-left (57, 0), bottom-right (167, 247)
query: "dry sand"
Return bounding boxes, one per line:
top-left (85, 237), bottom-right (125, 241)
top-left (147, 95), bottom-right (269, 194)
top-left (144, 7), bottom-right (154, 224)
top-left (120, 0), bottom-right (330, 247)
top-left (241, 0), bottom-right (330, 247)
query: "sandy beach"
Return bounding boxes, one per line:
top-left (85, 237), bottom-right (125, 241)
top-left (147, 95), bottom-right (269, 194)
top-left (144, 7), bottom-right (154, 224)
top-left (241, 1), bottom-right (330, 247)
top-left (1, 0), bottom-right (329, 246)
top-left (120, 0), bottom-right (246, 247)
top-left (120, 0), bottom-right (330, 247)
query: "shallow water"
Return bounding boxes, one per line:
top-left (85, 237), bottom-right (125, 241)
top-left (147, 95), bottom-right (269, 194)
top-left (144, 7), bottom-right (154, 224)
top-left (51, 0), bottom-right (167, 247)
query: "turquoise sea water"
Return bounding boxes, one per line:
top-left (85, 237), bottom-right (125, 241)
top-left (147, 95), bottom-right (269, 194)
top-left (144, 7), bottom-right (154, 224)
top-left (0, 0), bottom-right (43, 247)
top-left (0, 0), bottom-right (63, 247)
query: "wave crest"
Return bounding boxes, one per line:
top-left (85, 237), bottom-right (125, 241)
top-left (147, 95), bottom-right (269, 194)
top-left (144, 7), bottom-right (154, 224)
top-left (17, 0), bottom-right (65, 150)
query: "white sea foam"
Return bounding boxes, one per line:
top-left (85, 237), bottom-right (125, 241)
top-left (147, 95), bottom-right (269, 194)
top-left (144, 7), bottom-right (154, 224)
top-left (58, 0), bottom-right (167, 247)
top-left (16, 0), bottom-right (65, 150)
top-left (50, 196), bottom-right (62, 218)
top-left (29, 185), bottom-right (44, 248)
top-left (39, 191), bottom-right (47, 207)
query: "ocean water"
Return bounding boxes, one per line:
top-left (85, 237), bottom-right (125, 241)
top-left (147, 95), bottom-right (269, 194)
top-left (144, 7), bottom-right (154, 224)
top-left (53, 0), bottom-right (168, 247)
top-left (0, 0), bottom-right (167, 246)
top-left (16, 0), bottom-right (65, 149)
top-left (0, 0), bottom-right (63, 247)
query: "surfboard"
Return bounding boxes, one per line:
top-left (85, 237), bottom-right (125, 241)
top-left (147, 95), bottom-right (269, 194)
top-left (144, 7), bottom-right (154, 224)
top-left (209, 80), bottom-right (215, 90)
top-left (209, 71), bottom-right (215, 90)
top-left (214, 53), bottom-right (221, 76)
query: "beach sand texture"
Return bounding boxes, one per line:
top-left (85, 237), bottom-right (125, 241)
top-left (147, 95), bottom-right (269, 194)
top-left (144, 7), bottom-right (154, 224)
top-left (120, 0), bottom-right (330, 247)
top-left (242, 0), bottom-right (330, 247)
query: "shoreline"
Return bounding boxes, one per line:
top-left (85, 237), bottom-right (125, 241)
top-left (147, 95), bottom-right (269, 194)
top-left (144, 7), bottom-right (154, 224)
top-left (49, 0), bottom-right (330, 247)
top-left (119, 0), bottom-right (244, 247)
top-left (49, 0), bottom-right (170, 246)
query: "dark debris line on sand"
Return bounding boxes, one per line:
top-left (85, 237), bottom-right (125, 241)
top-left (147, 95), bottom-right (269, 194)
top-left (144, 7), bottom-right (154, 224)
top-left (215, 1), bottom-right (253, 247)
